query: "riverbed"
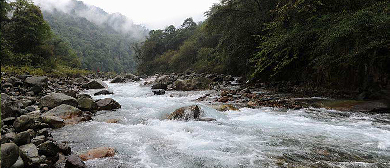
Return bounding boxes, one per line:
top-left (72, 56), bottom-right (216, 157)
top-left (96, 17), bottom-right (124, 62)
top-left (52, 80), bottom-right (390, 168)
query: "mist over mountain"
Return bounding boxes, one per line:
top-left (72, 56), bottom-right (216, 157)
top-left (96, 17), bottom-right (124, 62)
top-left (34, 0), bottom-right (148, 40)
top-left (33, 0), bottom-right (148, 72)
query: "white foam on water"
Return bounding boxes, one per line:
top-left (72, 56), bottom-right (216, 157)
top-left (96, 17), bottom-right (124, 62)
top-left (52, 81), bottom-right (390, 167)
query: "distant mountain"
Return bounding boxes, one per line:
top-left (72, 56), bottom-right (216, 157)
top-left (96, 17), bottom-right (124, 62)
top-left (37, 0), bottom-right (148, 72)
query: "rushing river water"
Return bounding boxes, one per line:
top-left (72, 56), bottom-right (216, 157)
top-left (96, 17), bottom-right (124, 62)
top-left (52, 80), bottom-right (390, 168)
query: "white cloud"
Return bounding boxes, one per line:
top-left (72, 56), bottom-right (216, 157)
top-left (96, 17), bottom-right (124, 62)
top-left (71, 0), bottom-right (219, 29)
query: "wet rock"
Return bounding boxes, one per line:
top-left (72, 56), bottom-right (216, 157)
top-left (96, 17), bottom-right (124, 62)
top-left (63, 90), bottom-right (78, 98)
top-left (25, 76), bottom-right (48, 86)
top-left (167, 105), bottom-right (202, 121)
top-left (110, 76), bottom-right (126, 83)
top-left (77, 97), bottom-right (98, 111)
top-left (79, 147), bottom-right (116, 161)
top-left (152, 83), bottom-right (168, 90)
top-left (57, 142), bottom-right (71, 155)
top-left (40, 93), bottom-right (78, 109)
top-left (96, 98), bottom-right (121, 110)
top-left (3, 132), bottom-right (16, 143)
top-left (1, 93), bottom-right (22, 119)
top-left (198, 117), bottom-right (217, 121)
top-left (13, 115), bottom-right (34, 132)
top-left (3, 117), bottom-right (16, 126)
top-left (174, 77), bottom-right (211, 91)
top-left (153, 89), bottom-right (166, 95)
top-left (43, 104), bottom-right (82, 118)
top-left (25, 106), bottom-right (37, 112)
top-left (1, 143), bottom-right (20, 168)
top-left (32, 135), bottom-right (46, 146)
top-left (214, 104), bottom-right (239, 111)
top-left (76, 94), bottom-right (92, 99)
top-left (65, 155), bottom-right (86, 168)
top-left (38, 141), bottom-right (60, 157)
top-left (3, 82), bottom-right (13, 88)
top-left (82, 80), bottom-right (105, 89)
top-left (124, 73), bottom-right (140, 81)
top-left (43, 104), bottom-right (90, 125)
top-left (19, 143), bottom-right (40, 167)
top-left (10, 156), bottom-right (24, 168)
top-left (218, 96), bottom-right (229, 103)
top-left (30, 85), bottom-right (43, 94)
top-left (41, 116), bottom-right (65, 129)
top-left (14, 131), bottom-right (31, 146)
top-left (106, 119), bottom-right (120, 123)
top-left (94, 90), bottom-right (114, 96)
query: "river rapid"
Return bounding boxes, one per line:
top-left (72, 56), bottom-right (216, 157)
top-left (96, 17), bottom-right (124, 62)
top-left (52, 80), bottom-right (390, 168)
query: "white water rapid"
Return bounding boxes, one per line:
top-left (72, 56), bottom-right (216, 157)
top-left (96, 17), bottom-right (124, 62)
top-left (52, 80), bottom-right (390, 168)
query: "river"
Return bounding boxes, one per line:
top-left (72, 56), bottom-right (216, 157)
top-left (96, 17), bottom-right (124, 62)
top-left (52, 80), bottom-right (390, 168)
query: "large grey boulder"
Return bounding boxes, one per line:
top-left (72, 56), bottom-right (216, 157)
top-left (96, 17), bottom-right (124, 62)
top-left (40, 93), bottom-right (78, 109)
top-left (19, 144), bottom-right (40, 167)
top-left (94, 90), bottom-right (113, 96)
top-left (13, 115), bottom-right (34, 132)
top-left (77, 97), bottom-right (97, 111)
top-left (96, 98), bottom-right (121, 110)
top-left (65, 155), bottom-right (86, 168)
top-left (41, 116), bottom-right (65, 129)
top-left (43, 104), bottom-right (82, 118)
top-left (110, 76), bottom-right (126, 83)
top-left (1, 143), bottom-right (20, 168)
top-left (82, 80), bottom-right (106, 89)
top-left (25, 76), bottom-right (48, 86)
top-left (167, 105), bottom-right (202, 121)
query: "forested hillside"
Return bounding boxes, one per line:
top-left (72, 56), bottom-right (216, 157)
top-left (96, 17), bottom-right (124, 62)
top-left (136, 0), bottom-right (390, 96)
top-left (40, 0), bottom-right (148, 73)
top-left (1, 0), bottom-right (80, 70)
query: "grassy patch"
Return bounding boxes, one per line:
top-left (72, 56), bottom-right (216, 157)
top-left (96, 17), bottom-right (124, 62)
top-left (1, 65), bottom-right (92, 77)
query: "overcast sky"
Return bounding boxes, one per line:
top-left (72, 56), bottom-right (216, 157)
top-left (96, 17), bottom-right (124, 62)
top-left (76, 0), bottom-right (219, 29)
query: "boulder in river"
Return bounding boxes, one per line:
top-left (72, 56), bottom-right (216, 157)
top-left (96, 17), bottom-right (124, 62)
top-left (1, 143), bottom-right (20, 168)
top-left (66, 155), bottom-right (87, 168)
top-left (96, 98), bottom-right (121, 110)
top-left (82, 80), bottom-right (106, 89)
top-left (110, 76), bottom-right (126, 83)
top-left (152, 83), bottom-right (168, 90)
top-left (79, 147), bottom-right (115, 161)
top-left (77, 97), bottom-right (98, 111)
top-left (43, 104), bottom-right (90, 125)
top-left (94, 90), bottom-right (114, 96)
top-left (40, 93), bottom-right (78, 109)
top-left (153, 89), bottom-right (166, 95)
top-left (174, 77), bottom-right (211, 91)
top-left (38, 141), bottom-right (60, 157)
top-left (167, 105), bottom-right (202, 120)
top-left (41, 116), bottom-right (65, 129)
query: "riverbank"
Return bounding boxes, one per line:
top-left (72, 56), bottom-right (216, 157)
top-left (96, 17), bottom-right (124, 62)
top-left (1, 72), bottom-right (389, 167)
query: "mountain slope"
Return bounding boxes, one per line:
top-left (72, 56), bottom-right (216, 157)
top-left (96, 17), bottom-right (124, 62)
top-left (40, 0), bottom-right (148, 73)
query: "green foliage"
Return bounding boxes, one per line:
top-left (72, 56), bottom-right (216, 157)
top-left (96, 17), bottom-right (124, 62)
top-left (252, 0), bottom-right (390, 90)
top-left (41, 1), bottom-right (147, 73)
top-left (134, 0), bottom-right (390, 92)
top-left (1, 0), bottom-right (81, 71)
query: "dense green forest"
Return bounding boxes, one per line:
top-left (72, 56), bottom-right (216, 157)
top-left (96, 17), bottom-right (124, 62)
top-left (1, 0), bottom-right (80, 70)
top-left (136, 0), bottom-right (390, 95)
top-left (41, 0), bottom-right (148, 73)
